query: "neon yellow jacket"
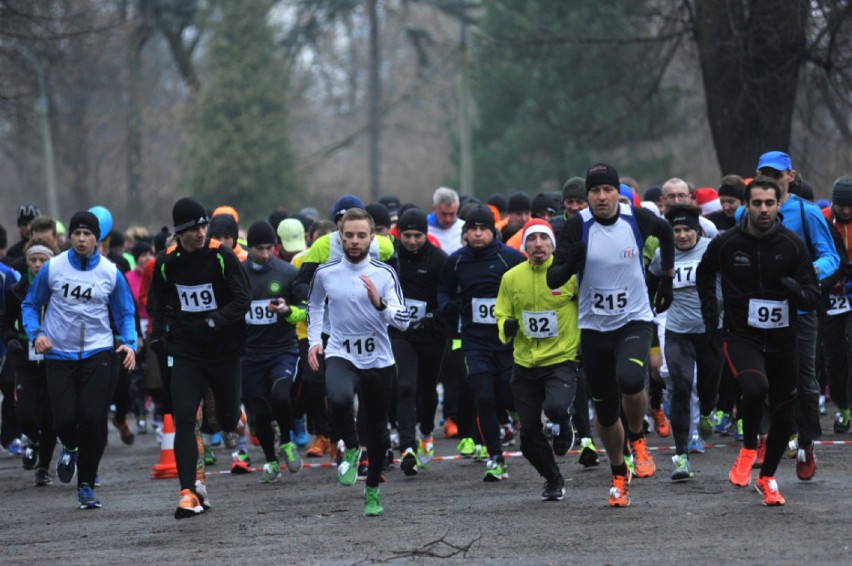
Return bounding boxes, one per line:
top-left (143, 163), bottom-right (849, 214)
top-left (496, 256), bottom-right (580, 368)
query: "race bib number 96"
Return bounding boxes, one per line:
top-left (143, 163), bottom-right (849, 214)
top-left (176, 283), bottom-right (217, 313)
top-left (471, 298), bottom-right (497, 324)
top-left (522, 310), bottom-right (558, 339)
top-left (748, 298), bottom-right (789, 329)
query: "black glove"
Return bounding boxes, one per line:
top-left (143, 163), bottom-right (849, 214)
top-left (568, 242), bottom-right (586, 267)
top-left (503, 318), bottom-right (519, 339)
top-left (149, 336), bottom-right (165, 357)
top-left (654, 276), bottom-right (674, 313)
top-left (411, 312), bottom-right (435, 332)
top-left (779, 276), bottom-right (804, 302)
top-left (6, 338), bottom-right (24, 354)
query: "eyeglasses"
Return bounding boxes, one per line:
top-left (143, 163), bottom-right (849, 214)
top-left (665, 193), bottom-right (691, 201)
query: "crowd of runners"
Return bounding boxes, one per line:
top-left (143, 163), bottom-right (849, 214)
top-left (1, 149), bottom-right (852, 517)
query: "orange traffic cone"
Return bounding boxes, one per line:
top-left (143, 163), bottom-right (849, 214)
top-left (151, 414), bottom-right (178, 479)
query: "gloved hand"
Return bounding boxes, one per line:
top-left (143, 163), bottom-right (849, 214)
top-left (568, 242), bottom-right (586, 267)
top-left (503, 318), bottom-right (519, 339)
top-left (6, 338), bottom-right (24, 354)
top-left (654, 276), bottom-right (674, 313)
top-left (779, 276), bottom-right (804, 302)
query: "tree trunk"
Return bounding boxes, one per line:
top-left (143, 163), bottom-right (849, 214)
top-left (125, 16), bottom-right (150, 224)
top-left (693, 0), bottom-right (808, 176)
top-left (366, 0), bottom-right (381, 201)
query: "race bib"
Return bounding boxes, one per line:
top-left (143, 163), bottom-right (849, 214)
top-left (176, 283), bottom-right (217, 313)
top-left (405, 299), bottom-right (428, 323)
top-left (471, 298), bottom-right (497, 324)
top-left (140, 319), bottom-right (149, 336)
top-left (827, 293), bottom-right (852, 317)
top-left (340, 331), bottom-right (378, 362)
top-left (29, 341), bottom-right (44, 362)
top-left (521, 310), bottom-right (559, 339)
top-left (747, 299), bottom-right (789, 329)
top-left (245, 299), bottom-right (277, 325)
top-left (59, 280), bottom-right (94, 301)
top-left (591, 287), bottom-right (629, 316)
top-left (672, 261), bottom-right (699, 289)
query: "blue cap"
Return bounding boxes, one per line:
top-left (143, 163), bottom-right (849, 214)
top-left (619, 184), bottom-right (635, 203)
top-left (757, 151), bottom-right (792, 172)
top-left (329, 194), bottom-right (364, 221)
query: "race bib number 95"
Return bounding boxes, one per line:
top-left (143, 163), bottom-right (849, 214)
top-left (748, 298), bottom-right (789, 329)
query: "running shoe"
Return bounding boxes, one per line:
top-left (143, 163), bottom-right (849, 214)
top-left (688, 434), bottom-right (705, 454)
top-left (624, 453), bottom-right (635, 479)
top-left (834, 408), bottom-right (851, 434)
top-left (137, 418), bottom-right (147, 435)
top-left (211, 432), bottom-right (222, 447)
top-left (483, 458), bottom-right (508, 482)
top-left (77, 485), bottom-right (101, 510)
top-left (734, 419), bottom-right (744, 441)
top-left (541, 474), bottom-right (565, 501)
top-left (400, 447), bottom-right (419, 476)
top-left (338, 448), bottom-right (360, 486)
top-left (35, 467), bottom-right (52, 487)
top-left (230, 450), bottom-right (252, 474)
top-left (457, 437), bottom-right (476, 458)
top-left (473, 444), bottom-right (489, 462)
top-left (383, 448), bottom-right (395, 471)
top-left (578, 437), bottom-right (600, 468)
top-left (261, 461), bottom-right (282, 483)
top-left (649, 407), bottom-right (670, 438)
top-left (608, 474), bottom-right (630, 507)
top-left (698, 414), bottom-right (714, 441)
top-left (417, 435), bottom-right (435, 468)
top-left (443, 417), bottom-right (458, 438)
top-left (389, 428), bottom-right (400, 450)
top-left (175, 489), bottom-right (205, 519)
top-left (819, 394), bottom-right (827, 415)
top-left (500, 424), bottom-right (516, 446)
top-left (785, 434), bottom-right (798, 459)
top-left (671, 454), bottom-right (693, 481)
top-left (551, 422), bottom-right (575, 457)
top-left (56, 447), bottom-right (78, 484)
top-left (729, 447), bottom-right (757, 487)
top-left (280, 441), bottom-right (303, 473)
top-left (223, 432), bottom-right (240, 450)
top-left (194, 479), bottom-right (211, 509)
top-left (22, 441), bottom-right (38, 470)
top-left (714, 411), bottom-right (730, 435)
top-left (754, 435), bottom-right (767, 469)
top-left (755, 475), bottom-right (785, 506)
top-left (796, 443), bottom-right (817, 481)
top-left (203, 445), bottom-right (217, 466)
top-left (94, 473), bottom-right (101, 487)
top-left (292, 418), bottom-right (309, 448)
top-left (4, 438), bottom-right (23, 455)
top-left (248, 427), bottom-right (260, 446)
top-left (629, 437), bottom-right (656, 478)
top-left (306, 435), bottom-right (332, 458)
top-left (112, 417), bottom-right (135, 446)
top-left (364, 486), bottom-right (384, 517)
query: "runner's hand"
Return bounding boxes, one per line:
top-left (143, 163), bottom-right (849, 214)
top-left (654, 276), bottom-right (673, 313)
top-left (308, 344), bottom-right (324, 372)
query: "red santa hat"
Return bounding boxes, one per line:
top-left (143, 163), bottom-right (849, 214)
top-left (695, 187), bottom-right (721, 215)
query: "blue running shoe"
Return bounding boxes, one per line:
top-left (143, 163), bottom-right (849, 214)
top-left (292, 418), bottom-right (309, 448)
top-left (77, 485), bottom-right (101, 509)
top-left (715, 412), bottom-right (731, 436)
top-left (4, 438), bottom-right (23, 455)
top-left (94, 473), bottom-right (101, 487)
top-left (211, 432), bottom-right (222, 447)
top-left (56, 447), bottom-right (78, 484)
top-left (688, 435), bottom-right (705, 454)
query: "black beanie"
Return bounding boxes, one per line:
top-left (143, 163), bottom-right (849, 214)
top-left (208, 214), bottom-right (239, 241)
top-left (665, 205), bottom-right (701, 233)
top-left (832, 176), bottom-right (852, 206)
top-left (487, 193), bottom-right (508, 214)
top-left (462, 205), bottom-right (495, 233)
top-left (246, 220), bottom-right (277, 248)
top-left (644, 186), bottom-right (663, 203)
top-left (68, 211), bottom-right (101, 241)
top-left (173, 197), bottom-right (209, 233)
top-left (507, 192), bottom-right (531, 213)
top-left (585, 163), bottom-right (620, 191)
top-left (531, 192), bottom-right (559, 214)
top-left (365, 202), bottom-right (392, 229)
top-left (131, 240), bottom-right (154, 262)
top-left (717, 182), bottom-right (744, 201)
top-left (397, 208), bottom-right (428, 233)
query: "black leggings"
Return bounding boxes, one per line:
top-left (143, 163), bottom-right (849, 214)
top-left (14, 359), bottom-right (57, 468)
top-left (45, 351), bottom-right (114, 487)
top-left (723, 338), bottom-right (797, 477)
top-left (171, 356), bottom-right (241, 491)
top-left (325, 357), bottom-right (394, 488)
top-left (581, 321), bottom-right (653, 427)
top-left (391, 337), bottom-right (445, 451)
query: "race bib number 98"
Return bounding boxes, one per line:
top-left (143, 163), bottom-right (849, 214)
top-left (471, 298), bottom-right (497, 324)
top-left (176, 283), bottom-right (217, 313)
top-left (245, 299), bottom-right (276, 325)
top-left (591, 287), bottom-right (628, 316)
top-left (747, 298), bottom-right (789, 329)
top-left (521, 310), bottom-right (558, 339)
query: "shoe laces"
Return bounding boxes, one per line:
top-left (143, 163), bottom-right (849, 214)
top-left (761, 477), bottom-right (779, 493)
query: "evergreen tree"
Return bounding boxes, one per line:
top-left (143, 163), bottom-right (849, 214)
top-left (182, 0), bottom-right (300, 220)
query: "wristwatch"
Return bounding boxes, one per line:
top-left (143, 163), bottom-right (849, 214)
top-left (206, 316), bottom-right (216, 329)
top-left (375, 298), bottom-right (387, 311)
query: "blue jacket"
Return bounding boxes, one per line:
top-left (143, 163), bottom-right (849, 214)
top-left (438, 239), bottom-right (525, 351)
top-left (0, 262), bottom-right (20, 357)
top-left (23, 249), bottom-right (136, 360)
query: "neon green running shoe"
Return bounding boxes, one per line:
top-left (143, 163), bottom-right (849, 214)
top-left (457, 437), bottom-right (475, 458)
top-left (338, 448), bottom-right (360, 486)
top-left (483, 458), bottom-right (508, 482)
top-left (364, 486), bottom-right (384, 516)
top-left (670, 454), bottom-right (693, 482)
top-left (473, 444), bottom-right (489, 462)
top-left (260, 461), bottom-right (281, 483)
top-left (280, 441), bottom-right (303, 473)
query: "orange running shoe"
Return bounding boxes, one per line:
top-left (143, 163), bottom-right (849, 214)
top-left (306, 435), bottom-right (331, 458)
top-left (755, 475), bottom-right (785, 506)
top-left (629, 437), bottom-right (656, 478)
top-left (608, 474), bottom-right (630, 507)
top-left (649, 407), bottom-right (670, 438)
top-left (443, 418), bottom-right (458, 439)
top-left (729, 447), bottom-right (757, 487)
top-left (753, 435), bottom-right (767, 469)
top-left (174, 489), bottom-right (205, 519)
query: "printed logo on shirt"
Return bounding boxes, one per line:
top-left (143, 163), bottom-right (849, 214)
top-left (733, 252), bottom-right (751, 267)
top-left (268, 280), bottom-right (281, 294)
top-left (621, 247), bottom-right (638, 259)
